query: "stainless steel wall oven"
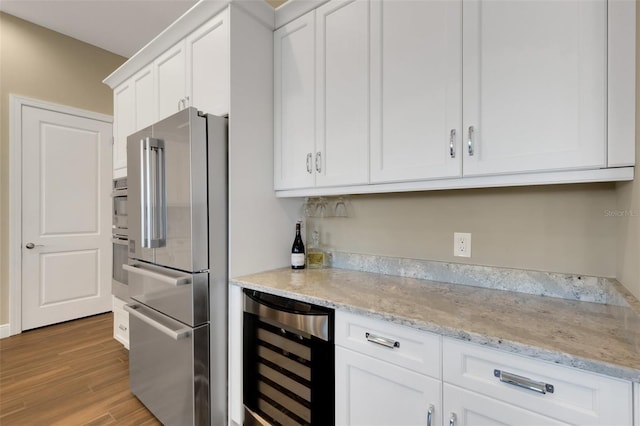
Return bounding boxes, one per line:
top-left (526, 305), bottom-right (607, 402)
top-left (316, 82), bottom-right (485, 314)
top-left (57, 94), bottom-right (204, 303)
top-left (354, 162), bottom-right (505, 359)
top-left (243, 289), bottom-right (335, 426)
top-left (111, 177), bottom-right (129, 300)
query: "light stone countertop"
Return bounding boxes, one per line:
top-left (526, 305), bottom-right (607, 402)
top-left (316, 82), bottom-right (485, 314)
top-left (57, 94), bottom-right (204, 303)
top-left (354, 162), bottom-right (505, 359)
top-left (231, 267), bottom-right (640, 382)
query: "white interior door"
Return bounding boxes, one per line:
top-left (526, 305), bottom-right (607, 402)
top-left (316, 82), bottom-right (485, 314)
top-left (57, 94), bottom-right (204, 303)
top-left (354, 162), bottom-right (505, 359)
top-left (21, 105), bottom-right (112, 331)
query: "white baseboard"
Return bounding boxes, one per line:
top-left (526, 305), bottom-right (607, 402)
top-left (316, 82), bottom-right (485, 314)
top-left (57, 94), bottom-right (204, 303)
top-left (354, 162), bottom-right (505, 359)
top-left (0, 324), bottom-right (11, 339)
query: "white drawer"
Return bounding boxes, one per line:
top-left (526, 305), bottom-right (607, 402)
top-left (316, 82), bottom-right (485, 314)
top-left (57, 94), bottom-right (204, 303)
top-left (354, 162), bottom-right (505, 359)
top-left (443, 384), bottom-right (570, 426)
top-left (113, 296), bottom-right (130, 349)
top-left (335, 310), bottom-right (441, 379)
top-left (443, 337), bottom-right (632, 426)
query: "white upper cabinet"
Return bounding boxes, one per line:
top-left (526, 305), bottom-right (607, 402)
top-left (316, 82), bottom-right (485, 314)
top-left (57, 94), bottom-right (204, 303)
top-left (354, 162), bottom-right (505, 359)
top-left (155, 41), bottom-right (187, 122)
top-left (273, 0), bottom-right (634, 196)
top-left (110, 8), bottom-right (232, 176)
top-left (133, 64), bottom-right (155, 130)
top-left (274, 10), bottom-right (316, 190)
top-left (113, 81), bottom-right (134, 178)
top-left (315, 0), bottom-right (370, 187)
top-left (462, 0), bottom-right (606, 177)
top-left (186, 8), bottom-right (230, 117)
top-left (112, 65), bottom-right (155, 178)
top-left (370, 0), bottom-right (462, 184)
top-left (274, 0), bottom-right (370, 190)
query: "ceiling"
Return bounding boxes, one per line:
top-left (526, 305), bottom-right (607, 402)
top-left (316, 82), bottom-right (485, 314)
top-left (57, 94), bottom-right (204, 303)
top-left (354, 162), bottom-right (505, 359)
top-left (0, 0), bottom-right (201, 58)
top-left (0, 0), bottom-right (287, 58)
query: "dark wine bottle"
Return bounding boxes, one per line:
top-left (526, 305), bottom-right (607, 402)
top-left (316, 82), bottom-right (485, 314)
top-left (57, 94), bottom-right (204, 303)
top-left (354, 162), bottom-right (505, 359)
top-left (291, 222), bottom-right (305, 269)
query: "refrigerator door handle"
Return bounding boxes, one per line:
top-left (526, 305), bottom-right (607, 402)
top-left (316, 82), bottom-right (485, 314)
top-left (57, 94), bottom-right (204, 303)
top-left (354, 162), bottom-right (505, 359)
top-left (124, 303), bottom-right (191, 340)
top-left (140, 137), bottom-right (148, 247)
top-left (141, 137), bottom-right (166, 248)
top-left (123, 263), bottom-right (191, 286)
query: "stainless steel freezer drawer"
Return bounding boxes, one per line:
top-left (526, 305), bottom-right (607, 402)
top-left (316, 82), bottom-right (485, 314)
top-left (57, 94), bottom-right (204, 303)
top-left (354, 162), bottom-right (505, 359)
top-left (126, 303), bottom-right (209, 426)
top-left (125, 261), bottom-right (208, 327)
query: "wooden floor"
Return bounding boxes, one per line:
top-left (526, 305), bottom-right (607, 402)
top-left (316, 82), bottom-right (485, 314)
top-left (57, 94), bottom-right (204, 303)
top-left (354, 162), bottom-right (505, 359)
top-left (0, 313), bottom-right (160, 425)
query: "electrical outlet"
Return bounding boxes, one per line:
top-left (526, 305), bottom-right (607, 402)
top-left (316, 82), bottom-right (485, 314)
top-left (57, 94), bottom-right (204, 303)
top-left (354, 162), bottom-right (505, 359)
top-left (454, 232), bottom-right (471, 257)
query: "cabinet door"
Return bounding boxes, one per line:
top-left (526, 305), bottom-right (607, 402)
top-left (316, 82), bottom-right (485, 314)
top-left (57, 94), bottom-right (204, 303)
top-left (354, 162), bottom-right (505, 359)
top-left (336, 346), bottom-right (441, 426)
top-left (370, 0), bottom-right (462, 184)
top-left (315, 0), bottom-right (369, 187)
top-left (113, 81), bottom-right (134, 178)
top-left (187, 8), bottom-right (229, 116)
top-left (133, 64), bottom-right (155, 130)
top-left (274, 11), bottom-right (316, 190)
top-left (462, 0), bottom-right (606, 176)
top-left (155, 41), bottom-right (187, 122)
top-left (443, 384), bottom-right (570, 426)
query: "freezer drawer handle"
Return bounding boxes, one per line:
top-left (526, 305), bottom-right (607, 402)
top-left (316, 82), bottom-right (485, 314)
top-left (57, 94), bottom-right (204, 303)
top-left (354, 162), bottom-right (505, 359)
top-left (123, 263), bottom-right (191, 286)
top-left (365, 332), bottom-right (400, 349)
top-left (494, 369), bottom-right (554, 394)
top-left (124, 304), bottom-right (191, 340)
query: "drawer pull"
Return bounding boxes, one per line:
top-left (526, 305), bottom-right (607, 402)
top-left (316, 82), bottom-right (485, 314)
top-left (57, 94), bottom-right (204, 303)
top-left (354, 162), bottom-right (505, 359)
top-left (365, 332), bottom-right (400, 349)
top-left (494, 369), bottom-right (554, 394)
top-left (427, 404), bottom-right (434, 426)
top-left (119, 324), bottom-right (127, 332)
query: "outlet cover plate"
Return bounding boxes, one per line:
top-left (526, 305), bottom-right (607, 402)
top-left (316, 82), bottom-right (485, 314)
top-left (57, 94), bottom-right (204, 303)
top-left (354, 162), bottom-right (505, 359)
top-left (454, 232), bottom-right (471, 257)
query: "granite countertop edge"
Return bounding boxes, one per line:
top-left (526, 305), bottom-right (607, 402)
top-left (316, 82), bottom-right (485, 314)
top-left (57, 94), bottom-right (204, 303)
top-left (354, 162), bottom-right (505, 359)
top-left (231, 273), bottom-right (640, 383)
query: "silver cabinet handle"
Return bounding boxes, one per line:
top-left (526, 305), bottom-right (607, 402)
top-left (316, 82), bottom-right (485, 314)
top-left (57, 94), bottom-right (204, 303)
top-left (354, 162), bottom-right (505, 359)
top-left (365, 332), bottom-right (400, 349)
top-left (449, 129), bottom-right (456, 158)
top-left (494, 369), bottom-right (554, 394)
top-left (177, 99), bottom-right (183, 110)
top-left (119, 324), bottom-right (127, 331)
top-left (427, 404), bottom-right (434, 426)
top-left (184, 96), bottom-right (189, 107)
top-left (123, 263), bottom-right (191, 286)
top-left (124, 304), bottom-right (191, 340)
top-left (25, 243), bottom-right (43, 249)
top-left (306, 153), bottom-right (313, 174)
top-left (315, 152), bottom-right (322, 173)
top-left (467, 126), bottom-right (475, 156)
top-left (449, 413), bottom-right (457, 426)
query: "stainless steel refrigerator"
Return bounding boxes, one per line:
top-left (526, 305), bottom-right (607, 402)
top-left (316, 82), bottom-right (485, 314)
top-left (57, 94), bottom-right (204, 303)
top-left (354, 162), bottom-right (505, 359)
top-left (124, 107), bottom-right (227, 426)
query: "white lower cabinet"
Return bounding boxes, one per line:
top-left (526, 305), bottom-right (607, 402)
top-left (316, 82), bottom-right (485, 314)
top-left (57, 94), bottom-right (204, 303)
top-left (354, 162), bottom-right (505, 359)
top-left (335, 311), bottom-right (442, 426)
top-left (443, 384), bottom-right (569, 426)
top-left (634, 383), bottom-right (640, 426)
top-left (336, 347), bottom-right (441, 426)
top-left (112, 296), bottom-right (129, 350)
top-left (443, 337), bottom-right (633, 426)
top-left (335, 310), bottom-right (634, 426)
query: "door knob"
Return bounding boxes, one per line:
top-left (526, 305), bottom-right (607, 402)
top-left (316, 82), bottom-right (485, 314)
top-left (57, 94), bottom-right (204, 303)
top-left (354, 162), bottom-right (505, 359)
top-left (25, 243), bottom-right (41, 249)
